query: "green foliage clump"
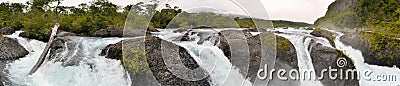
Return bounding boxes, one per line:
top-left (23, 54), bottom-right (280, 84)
top-left (0, 34), bottom-right (4, 40)
top-left (357, 0), bottom-right (400, 59)
top-left (277, 37), bottom-right (291, 51)
top-left (122, 48), bottom-right (151, 75)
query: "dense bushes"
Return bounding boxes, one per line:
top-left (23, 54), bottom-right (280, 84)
top-left (316, 0), bottom-right (400, 59)
top-left (357, 0), bottom-right (400, 58)
top-left (0, 0), bottom-right (310, 41)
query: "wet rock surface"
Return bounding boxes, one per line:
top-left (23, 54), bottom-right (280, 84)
top-left (0, 60), bottom-right (6, 86)
top-left (340, 30), bottom-right (400, 68)
top-left (0, 27), bottom-right (16, 35)
top-left (311, 29), bottom-right (336, 47)
top-left (119, 37), bottom-right (211, 86)
top-left (309, 40), bottom-right (359, 86)
top-left (0, 37), bottom-right (28, 86)
top-left (0, 37), bottom-right (28, 60)
top-left (216, 30), bottom-right (300, 85)
top-left (93, 26), bottom-right (123, 37)
top-left (100, 42), bottom-right (122, 60)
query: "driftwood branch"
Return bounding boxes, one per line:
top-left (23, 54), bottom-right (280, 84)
top-left (28, 23), bottom-right (60, 75)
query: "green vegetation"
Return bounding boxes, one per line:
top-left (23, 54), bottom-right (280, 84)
top-left (357, 0), bottom-right (400, 59)
top-left (277, 36), bottom-right (291, 51)
top-left (314, 0), bottom-right (359, 29)
top-left (0, 0), bottom-right (311, 41)
top-left (0, 34), bottom-right (3, 40)
top-left (316, 0), bottom-right (400, 59)
top-left (272, 20), bottom-right (311, 28)
top-left (122, 48), bottom-right (151, 75)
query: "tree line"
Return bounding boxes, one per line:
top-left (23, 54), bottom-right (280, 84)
top-left (0, 0), bottom-right (312, 41)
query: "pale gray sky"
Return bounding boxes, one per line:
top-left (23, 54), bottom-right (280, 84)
top-left (0, 0), bottom-right (334, 24)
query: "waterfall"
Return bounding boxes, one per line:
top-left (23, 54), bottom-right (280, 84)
top-left (275, 33), bottom-right (324, 86)
top-left (3, 31), bottom-right (131, 86)
top-left (3, 29), bottom-right (399, 86)
top-left (156, 29), bottom-right (253, 86)
top-left (334, 32), bottom-right (400, 86)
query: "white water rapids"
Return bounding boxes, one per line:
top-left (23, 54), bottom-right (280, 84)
top-left (275, 28), bottom-right (324, 86)
top-left (334, 32), bottom-right (400, 86)
top-left (155, 29), bottom-right (253, 86)
top-left (1, 28), bottom-right (399, 86)
top-left (3, 31), bottom-right (131, 86)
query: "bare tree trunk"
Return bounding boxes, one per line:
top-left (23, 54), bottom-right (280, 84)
top-left (28, 23), bottom-right (60, 75)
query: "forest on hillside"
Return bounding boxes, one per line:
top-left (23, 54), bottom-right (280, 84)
top-left (315, 0), bottom-right (400, 59)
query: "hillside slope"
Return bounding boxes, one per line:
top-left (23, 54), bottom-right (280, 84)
top-left (314, 0), bottom-right (358, 29)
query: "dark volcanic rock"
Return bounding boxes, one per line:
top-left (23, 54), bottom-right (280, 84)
top-left (94, 26), bottom-right (123, 37)
top-left (147, 28), bottom-right (160, 32)
top-left (56, 31), bottom-right (76, 37)
top-left (47, 37), bottom-right (82, 66)
top-left (120, 37), bottom-right (211, 85)
top-left (311, 28), bottom-right (336, 47)
top-left (217, 30), bottom-right (299, 85)
top-left (180, 30), bottom-right (196, 41)
top-left (48, 37), bottom-right (71, 61)
top-left (0, 27), bottom-right (15, 35)
top-left (275, 36), bottom-right (298, 67)
top-left (0, 60), bottom-right (7, 86)
top-left (19, 31), bottom-right (51, 42)
top-left (100, 41), bottom-right (122, 60)
top-left (0, 37), bottom-right (28, 60)
top-left (145, 37), bottom-right (210, 85)
top-left (340, 30), bottom-right (400, 68)
top-left (309, 40), bottom-right (359, 86)
top-left (0, 37), bottom-right (29, 85)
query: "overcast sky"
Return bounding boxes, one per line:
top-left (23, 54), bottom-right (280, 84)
top-left (0, 0), bottom-right (334, 24)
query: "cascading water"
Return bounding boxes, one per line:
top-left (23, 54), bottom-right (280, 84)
top-left (334, 32), bottom-right (400, 86)
top-left (275, 28), bottom-right (324, 86)
top-left (4, 29), bottom-right (399, 86)
top-left (3, 31), bottom-right (131, 86)
top-left (155, 29), bottom-right (253, 86)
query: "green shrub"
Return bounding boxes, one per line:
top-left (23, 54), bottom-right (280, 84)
top-left (122, 48), bottom-right (151, 75)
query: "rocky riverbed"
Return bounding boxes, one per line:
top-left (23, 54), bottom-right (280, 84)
top-left (1, 28), bottom-right (398, 86)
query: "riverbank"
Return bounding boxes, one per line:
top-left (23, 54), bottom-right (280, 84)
top-left (339, 29), bottom-right (400, 68)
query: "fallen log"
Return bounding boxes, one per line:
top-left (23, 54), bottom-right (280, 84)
top-left (28, 23), bottom-right (60, 75)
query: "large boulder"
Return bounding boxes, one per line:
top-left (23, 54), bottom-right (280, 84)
top-left (93, 26), bottom-right (123, 37)
top-left (0, 27), bottom-right (16, 35)
top-left (100, 42), bottom-right (122, 60)
top-left (0, 37), bottom-right (29, 86)
top-left (46, 37), bottom-right (84, 67)
top-left (0, 37), bottom-right (29, 60)
top-left (217, 29), bottom-right (300, 85)
top-left (120, 37), bottom-right (211, 85)
top-left (47, 37), bottom-right (72, 61)
top-left (101, 37), bottom-right (211, 85)
top-left (311, 28), bottom-right (336, 47)
top-left (309, 40), bottom-right (359, 86)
